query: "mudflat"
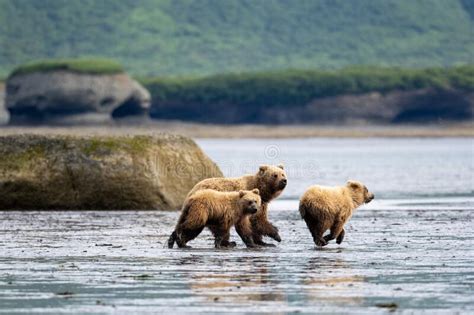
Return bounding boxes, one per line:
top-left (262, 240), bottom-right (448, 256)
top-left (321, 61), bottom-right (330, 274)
top-left (0, 206), bottom-right (472, 313)
top-left (0, 136), bottom-right (472, 313)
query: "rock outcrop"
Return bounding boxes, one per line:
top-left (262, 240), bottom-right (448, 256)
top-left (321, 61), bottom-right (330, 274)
top-left (0, 134), bottom-right (222, 210)
top-left (0, 82), bottom-right (7, 125)
top-left (149, 88), bottom-right (473, 124)
top-left (6, 71), bottom-right (151, 124)
top-left (298, 88), bottom-right (474, 124)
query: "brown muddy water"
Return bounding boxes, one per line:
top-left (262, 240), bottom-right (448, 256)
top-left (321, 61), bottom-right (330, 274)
top-left (0, 138), bottom-right (473, 313)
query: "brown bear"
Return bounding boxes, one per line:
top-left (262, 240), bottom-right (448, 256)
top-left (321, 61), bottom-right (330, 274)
top-left (299, 180), bottom-right (374, 247)
top-left (168, 189), bottom-right (261, 248)
top-left (185, 164), bottom-right (287, 247)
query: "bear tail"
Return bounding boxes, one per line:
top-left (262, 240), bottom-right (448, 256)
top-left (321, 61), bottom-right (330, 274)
top-left (167, 230), bottom-right (177, 248)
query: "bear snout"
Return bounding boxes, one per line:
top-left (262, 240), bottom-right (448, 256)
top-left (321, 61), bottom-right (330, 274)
top-left (246, 205), bottom-right (258, 214)
top-left (279, 179), bottom-right (287, 189)
top-left (366, 193), bottom-right (375, 203)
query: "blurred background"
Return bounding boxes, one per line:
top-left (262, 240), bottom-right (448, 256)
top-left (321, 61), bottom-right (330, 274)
top-left (0, 0), bottom-right (472, 127)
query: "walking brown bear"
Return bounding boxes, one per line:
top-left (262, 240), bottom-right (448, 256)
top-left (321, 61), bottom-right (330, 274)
top-left (168, 189), bottom-right (261, 248)
top-left (185, 164), bottom-right (287, 247)
top-left (299, 180), bottom-right (374, 247)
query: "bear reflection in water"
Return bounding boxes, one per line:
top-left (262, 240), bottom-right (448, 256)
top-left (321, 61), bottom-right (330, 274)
top-left (174, 254), bottom-right (363, 307)
top-left (302, 256), bottom-right (365, 306)
top-left (177, 256), bottom-right (286, 304)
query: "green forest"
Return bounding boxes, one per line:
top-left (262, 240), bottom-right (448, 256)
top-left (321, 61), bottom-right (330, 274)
top-left (1, 0), bottom-right (473, 77)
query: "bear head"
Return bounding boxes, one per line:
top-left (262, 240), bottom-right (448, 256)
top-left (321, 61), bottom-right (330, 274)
top-left (238, 189), bottom-right (262, 215)
top-left (346, 180), bottom-right (374, 206)
top-left (256, 164), bottom-right (287, 202)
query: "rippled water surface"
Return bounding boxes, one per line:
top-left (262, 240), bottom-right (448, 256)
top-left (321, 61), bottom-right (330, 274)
top-left (0, 138), bottom-right (473, 314)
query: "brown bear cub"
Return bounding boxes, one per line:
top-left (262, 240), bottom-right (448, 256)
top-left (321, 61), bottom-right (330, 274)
top-left (168, 189), bottom-right (261, 249)
top-left (185, 164), bottom-right (287, 247)
top-left (299, 180), bottom-right (374, 247)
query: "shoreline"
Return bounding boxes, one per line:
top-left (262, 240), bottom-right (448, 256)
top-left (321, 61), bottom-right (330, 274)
top-left (0, 122), bottom-right (472, 138)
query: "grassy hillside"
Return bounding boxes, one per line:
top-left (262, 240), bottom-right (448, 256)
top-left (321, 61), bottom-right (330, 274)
top-left (142, 65), bottom-right (473, 123)
top-left (142, 65), bottom-right (474, 105)
top-left (0, 0), bottom-right (473, 77)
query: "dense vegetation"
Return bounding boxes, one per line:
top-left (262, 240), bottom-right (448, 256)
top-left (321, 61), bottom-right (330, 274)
top-left (1, 0), bottom-right (473, 77)
top-left (9, 58), bottom-right (124, 77)
top-left (142, 65), bottom-right (474, 109)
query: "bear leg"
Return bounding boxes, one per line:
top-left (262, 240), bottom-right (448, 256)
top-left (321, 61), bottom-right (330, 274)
top-left (265, 223), bottom-right (281, 242)
top-left (304, 217), bottom-right (327, 247)
top-left (325, 220), bottom-right (345, 245)
top-left (336, 228), bottom-right (345, 244)
top-left (323, 234), bottom-right (334, 242)
top-left (214, 230), bottom-right (231, 249)
top-left (236, 217), bottom-right (257, 248)
top-left (176, 226), bottom-right (204, 248)
top-left (207, 224), bottom-right (231, 249)
top-left (167, 230), bottom-right (177, 248)
top-left (208, 225), bottom-right (236, 248)
top-left (250, 203), bottom-right (281, 244)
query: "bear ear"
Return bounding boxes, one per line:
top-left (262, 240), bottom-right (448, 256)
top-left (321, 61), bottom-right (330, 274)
top-left (259, 165), bottom-right (268, 174)
top-left (252, 188), bottom-right (260, 195)
top-left (239, 190), bottom-right (245, 198)
top-left (277, 164), bottom-right (284, 170)
top-left (347, 180), bottom-right (359, 189)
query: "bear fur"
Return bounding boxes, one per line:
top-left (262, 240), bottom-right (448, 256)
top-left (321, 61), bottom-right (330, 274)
top-left (185, 164), bottom-right (287, 246)
top-left (299, 180), bottom-right (374, 247)
top-left (168, 189), bottom-right (261, 248)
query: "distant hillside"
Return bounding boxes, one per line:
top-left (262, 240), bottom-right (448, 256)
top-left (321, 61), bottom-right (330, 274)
top-left (0, 0), bottom-right (473, 77)
top-left (143, 66), bottom-right (474, 124)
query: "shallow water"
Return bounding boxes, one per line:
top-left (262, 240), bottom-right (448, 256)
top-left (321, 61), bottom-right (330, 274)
top-left (1, 208), bottom-right (473, 314)
top-left (196, 138), bottom-right (473, 199)
top-left (0, 138), bottom-right (473, 313)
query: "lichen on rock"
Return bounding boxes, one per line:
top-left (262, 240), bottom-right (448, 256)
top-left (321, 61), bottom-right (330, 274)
top-left (0, 134), bottom-right (222, 210)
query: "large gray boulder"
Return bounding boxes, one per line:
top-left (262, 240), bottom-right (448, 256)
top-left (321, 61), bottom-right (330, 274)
top-left (0, 134), bottom-right (222, 210)
top-left (6, 71), bottom-right (151, 124)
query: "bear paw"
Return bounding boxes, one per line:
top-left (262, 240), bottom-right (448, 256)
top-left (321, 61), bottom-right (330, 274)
top-left (271, 233), bottom-right (282, 242)
top-left (269, 226), bottom-right (281, 242)
top-left (217, 241), bottom-right (237, 248)
top-left (315, 238), bottom-right (328, 247)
